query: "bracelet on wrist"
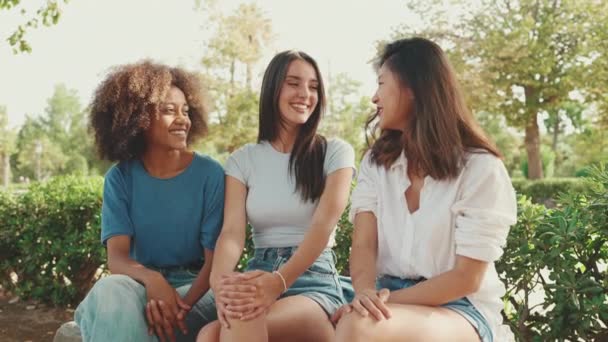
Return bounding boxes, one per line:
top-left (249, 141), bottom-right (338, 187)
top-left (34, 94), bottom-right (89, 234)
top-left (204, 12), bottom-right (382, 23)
top-left (273, 270), bottom-right (287, 293)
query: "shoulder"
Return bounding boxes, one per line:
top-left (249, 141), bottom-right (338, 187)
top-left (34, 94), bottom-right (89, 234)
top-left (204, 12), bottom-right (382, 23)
top-left (360, 149), bottom-right (378, 170)
top-left (230, 143), bottom-right (262, 160)
top-left (326, 137), bottom-right (354, 154)
top-left (462, 150), bottom-right (509, 181)
top-left (193, 153), bottom-right (224, 176)
top-left (104, 161), bottom-right (134, 182)
top-left (464, 150), bottom-right (504, 170)
top-left (324, 137), bottom-right (355, 164)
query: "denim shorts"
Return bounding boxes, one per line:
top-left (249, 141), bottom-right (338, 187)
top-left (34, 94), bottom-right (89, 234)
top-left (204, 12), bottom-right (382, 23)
top-left (246, 247), bottom-right (346, 316)
top-left (377, 275), bottom-right (493, 342)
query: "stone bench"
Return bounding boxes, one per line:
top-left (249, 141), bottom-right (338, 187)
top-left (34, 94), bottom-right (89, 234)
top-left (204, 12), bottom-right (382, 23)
top-left (54, 321), bottom-right (82, 342)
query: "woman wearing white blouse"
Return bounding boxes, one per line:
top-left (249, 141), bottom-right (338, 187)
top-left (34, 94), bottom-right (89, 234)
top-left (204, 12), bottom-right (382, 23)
top-left (332, 38), bottom-right (517, 342)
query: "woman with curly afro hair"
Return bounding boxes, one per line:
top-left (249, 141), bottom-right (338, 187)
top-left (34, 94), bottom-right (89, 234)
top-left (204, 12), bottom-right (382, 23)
top-left (75, 61), bottom-right (224, 342)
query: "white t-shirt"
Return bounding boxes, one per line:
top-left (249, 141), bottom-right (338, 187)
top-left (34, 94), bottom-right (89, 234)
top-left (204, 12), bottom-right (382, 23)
top-left (350, 150), bottom-right (517, 340)
top-left (225, 138), bottom-right (355, 248)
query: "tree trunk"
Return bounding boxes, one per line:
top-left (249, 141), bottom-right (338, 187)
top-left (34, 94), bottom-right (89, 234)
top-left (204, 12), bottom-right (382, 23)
top-left (246, 62), bottom-right (252, 91)
top-left (230, 59), bottom-right (235, 95)
top-left (551, 115), bottom-right (559, 151)
top-left (525, 114), bottom-right (544, 179)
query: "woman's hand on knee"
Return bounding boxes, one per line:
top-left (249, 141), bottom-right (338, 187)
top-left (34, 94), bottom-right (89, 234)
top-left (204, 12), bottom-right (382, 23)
top-left (235, 271), bottom-right (283, 321)
top-left (213, 271), bottom-right (260, 328)
top-left (350, 288), bottom-right (392, 321)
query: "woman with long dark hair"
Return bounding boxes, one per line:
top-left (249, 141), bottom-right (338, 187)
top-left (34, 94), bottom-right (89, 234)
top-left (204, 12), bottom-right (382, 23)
top-left (198, 51), bottom-right (355, 341)
top-left (332, 38), bottom-right (517, 341)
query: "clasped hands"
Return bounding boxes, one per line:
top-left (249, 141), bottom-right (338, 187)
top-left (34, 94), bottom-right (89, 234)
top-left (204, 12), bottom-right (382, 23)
top-left (143, 274), bottom-right (192, 342)
top-left (213, 270), bottom-right (286, 328)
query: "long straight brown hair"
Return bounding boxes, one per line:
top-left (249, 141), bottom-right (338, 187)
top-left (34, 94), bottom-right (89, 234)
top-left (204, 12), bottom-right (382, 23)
top-left (258, 50), bottom-right (327, 202)
top-left (367, 37), bottom-right (500, 179)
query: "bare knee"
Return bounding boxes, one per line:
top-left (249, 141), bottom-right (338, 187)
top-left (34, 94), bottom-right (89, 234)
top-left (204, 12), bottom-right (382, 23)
top-left (197, 321), bottom-right (220, 342)
top-left (266, 309), bottom-right (334, 342)
top-left (335, 312), bottom-right (375, 342)
top-left (221, 315), bottom-right (267, 342)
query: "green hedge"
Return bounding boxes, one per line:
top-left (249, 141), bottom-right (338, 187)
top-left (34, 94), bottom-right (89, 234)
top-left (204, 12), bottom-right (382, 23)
top-left (498, 166), bottom-right (607, 341)
top-left (0, 176), bottom-right (105, 305)
top-left (1, 169), bottom-right (606, 340)
top-left (511, 177), bottom-right (591, 205)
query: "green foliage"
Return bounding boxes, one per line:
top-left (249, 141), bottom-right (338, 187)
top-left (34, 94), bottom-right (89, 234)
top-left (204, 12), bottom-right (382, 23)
top-left (1, 0), bottom-right (70, 53)
top-left (11, 84), bottom-right (103, 181)
top-left (0, 190), bottom-right (19, 286)
top-left (320, 73), bottom-right (374, 157)
top-left (197, 88), bottom-right (259, 162)
top-left (497, 196), bottom-right (548, 340)
top-left (391, 0), bottom-right (608, 179)
top-left (475, 111), bottom-right (522, 175)
top-left (498, 165), bottom-right (608, 341)
top-left (512, 177), bottom-right (591, 205)
top-left (521, 146), bottom-right (556, 179)
top-left (333, 203), bottom-right (353, 275)
top-left (0, 175), bottom-right (105, 306)
top-left (0, 106), bottom-right (17, 187)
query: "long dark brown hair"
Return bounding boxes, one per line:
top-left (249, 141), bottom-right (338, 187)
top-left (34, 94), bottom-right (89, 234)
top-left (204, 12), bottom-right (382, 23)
top-left (258, 50), bottom-right (327, 202)
top-left (367, 37), bottom-right (500, 179)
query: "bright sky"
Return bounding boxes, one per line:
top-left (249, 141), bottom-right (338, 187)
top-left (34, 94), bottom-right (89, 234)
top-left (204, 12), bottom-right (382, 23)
top-left (0, 0), bottom-right (420, 129)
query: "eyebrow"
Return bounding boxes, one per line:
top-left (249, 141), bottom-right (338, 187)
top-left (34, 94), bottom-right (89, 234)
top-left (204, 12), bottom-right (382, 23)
top-left (285, 75), bottom-right (318, 83)
top-left (161, 102), bottom-right (189, 107)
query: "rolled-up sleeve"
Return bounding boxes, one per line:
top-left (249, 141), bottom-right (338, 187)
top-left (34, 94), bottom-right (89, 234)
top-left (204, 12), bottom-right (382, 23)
top-left (451, 154), bottom-right (517, 262)
top-left (349, 151), bottom-right (378, 223)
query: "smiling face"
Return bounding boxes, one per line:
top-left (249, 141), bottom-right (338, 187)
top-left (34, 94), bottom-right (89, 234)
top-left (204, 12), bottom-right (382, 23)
top-left (145, 85), bottom-right (191, 151)
top-left (372, 63), bottom-right (414, 131)
top-left (277, 59), bottom-right (319, 129)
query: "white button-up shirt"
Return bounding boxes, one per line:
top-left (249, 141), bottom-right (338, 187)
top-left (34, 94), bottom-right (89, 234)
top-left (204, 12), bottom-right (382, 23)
top-left (350, 150), bottom-right (517, 340)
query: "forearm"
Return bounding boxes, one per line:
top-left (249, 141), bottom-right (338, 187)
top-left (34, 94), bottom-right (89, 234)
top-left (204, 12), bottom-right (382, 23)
top-left (278, 224), bottom-right (333, 287)
top-left (387, 269), bottom-right (480, 306)
top-left (182, 259), bottom-right (212, 306)
top-left (210, 231), bottom-right (244, 285)
top-left (107, 253), bottom-right (161, 287)
top-left (350, 244), bottom-right (378, 293)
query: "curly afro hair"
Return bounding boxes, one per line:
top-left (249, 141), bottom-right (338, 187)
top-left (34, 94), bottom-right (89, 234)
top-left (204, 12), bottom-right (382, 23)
top-left (90, 60), bottom-right (209, 161)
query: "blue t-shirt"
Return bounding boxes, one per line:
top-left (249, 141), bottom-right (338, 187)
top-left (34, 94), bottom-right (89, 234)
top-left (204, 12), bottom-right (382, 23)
top-left (101, 153), bottom-right (225, 268)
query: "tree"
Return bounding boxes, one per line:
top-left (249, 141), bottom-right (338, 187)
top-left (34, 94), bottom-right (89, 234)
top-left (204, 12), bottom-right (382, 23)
top-left (197, 3), bottom-right (274, 158)
top-left (475, 111), bottom-right (523, 175)
top-left (1, 0), bottom-right (69, 53)
top-left (197, 86), bottom-right (259, 161)
top-left (321, 73), bottom-right (374, 156)
top-left (201, 3), bottom-right (274, 93)
top-left (0, 106), bottom-right (16, 187)
top-left (12, 84), bottom-right (100, 180)
top-left (392, 0), bottom-right (608, 179)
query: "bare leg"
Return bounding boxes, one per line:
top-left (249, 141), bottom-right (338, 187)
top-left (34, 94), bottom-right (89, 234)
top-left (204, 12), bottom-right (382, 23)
top-left (196, 320), bottom-right (221, 342)
top-left (335, 303), bottom-right (480, 342)
top-left (219, 295), bottom-right (334, 342)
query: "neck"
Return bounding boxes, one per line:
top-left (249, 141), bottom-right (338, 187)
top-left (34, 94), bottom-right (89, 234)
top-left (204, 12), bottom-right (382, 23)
top-left (271, 126), bottom-right (299, 153)
top-left (141, 146), bottom-right (191, 178)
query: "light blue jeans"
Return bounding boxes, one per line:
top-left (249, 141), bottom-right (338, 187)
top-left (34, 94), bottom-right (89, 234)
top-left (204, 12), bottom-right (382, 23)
top-left (75, 269), bottom-right (216, 342)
